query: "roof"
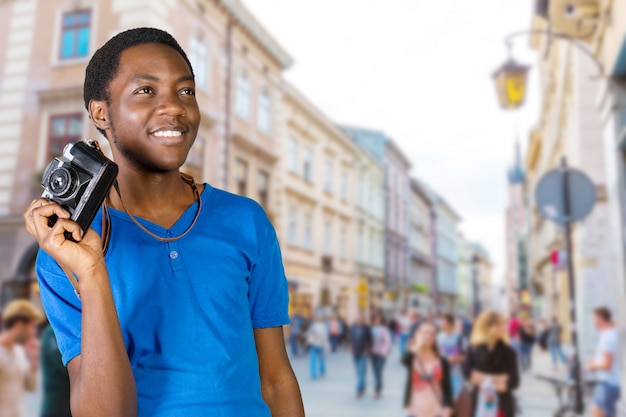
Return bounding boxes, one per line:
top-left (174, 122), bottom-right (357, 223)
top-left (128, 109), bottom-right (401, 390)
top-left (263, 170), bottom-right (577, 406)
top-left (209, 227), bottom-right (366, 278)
top-left (508, 141), bottom-right (526, 184)
top-left (223, 0), bottom-right (293, 68)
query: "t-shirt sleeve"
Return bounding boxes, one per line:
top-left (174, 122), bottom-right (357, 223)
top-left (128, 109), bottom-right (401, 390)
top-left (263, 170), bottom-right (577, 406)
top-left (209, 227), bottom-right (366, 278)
top-left (598, 331), bottom-right (619, 356)
top-left (35, 250), bottom-right (82, 366)
top-left (248, 223), bottom-right (290, 329)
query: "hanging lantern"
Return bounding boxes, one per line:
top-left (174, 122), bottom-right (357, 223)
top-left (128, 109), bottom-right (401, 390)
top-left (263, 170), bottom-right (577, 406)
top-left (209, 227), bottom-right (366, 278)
top-left (492, 59), bottom-right (530, 109)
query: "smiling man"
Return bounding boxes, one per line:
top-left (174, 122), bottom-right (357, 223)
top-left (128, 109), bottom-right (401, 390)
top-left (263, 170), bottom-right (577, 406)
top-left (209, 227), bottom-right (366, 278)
top-left (24, 28), bottom-right (304, 417)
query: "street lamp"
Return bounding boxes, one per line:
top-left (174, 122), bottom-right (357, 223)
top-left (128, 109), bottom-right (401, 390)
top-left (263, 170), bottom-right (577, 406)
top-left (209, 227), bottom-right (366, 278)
top-left (492, 30), bottom-right (604, 111)
top-left (492, 58), bottom-right (530, 110)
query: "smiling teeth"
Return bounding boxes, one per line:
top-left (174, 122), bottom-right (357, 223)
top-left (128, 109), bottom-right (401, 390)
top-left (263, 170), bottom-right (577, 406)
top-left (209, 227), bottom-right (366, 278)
top-left (153, 130), bottom-right (182, 137)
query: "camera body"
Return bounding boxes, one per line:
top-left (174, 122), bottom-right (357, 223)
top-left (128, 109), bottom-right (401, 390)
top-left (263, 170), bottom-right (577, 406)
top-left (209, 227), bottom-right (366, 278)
top-left (41, 140), bottom-right (118, 234)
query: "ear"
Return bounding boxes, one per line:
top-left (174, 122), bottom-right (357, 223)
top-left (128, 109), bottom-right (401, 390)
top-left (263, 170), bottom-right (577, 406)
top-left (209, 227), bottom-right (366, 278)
top-left (89, 99), bottom-right (111, 132)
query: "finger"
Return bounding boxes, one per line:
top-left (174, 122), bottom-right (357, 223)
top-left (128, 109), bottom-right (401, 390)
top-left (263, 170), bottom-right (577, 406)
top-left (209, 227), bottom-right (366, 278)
top-left (30, 204), bottom-right (71, 236)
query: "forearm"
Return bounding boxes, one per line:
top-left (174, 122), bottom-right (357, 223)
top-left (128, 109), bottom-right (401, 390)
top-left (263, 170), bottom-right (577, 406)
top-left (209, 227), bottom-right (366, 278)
top-left (71, 265), bottom-right (137, 417)
top-left (262, 370), bottom-right (304, 417)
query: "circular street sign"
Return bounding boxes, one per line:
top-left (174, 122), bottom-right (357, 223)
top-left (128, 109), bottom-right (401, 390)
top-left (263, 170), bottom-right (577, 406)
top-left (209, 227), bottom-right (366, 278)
top-left (535, 168), bottom-right (596, 224)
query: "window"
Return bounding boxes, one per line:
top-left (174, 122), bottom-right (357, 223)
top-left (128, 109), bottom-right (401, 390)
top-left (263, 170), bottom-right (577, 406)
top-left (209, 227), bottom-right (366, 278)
top-left (257, 90), bottom-right (271, 133)
top-left (288, 208), bottom-right (298, 246)
top-left (48, 114), bottom-right (82, 159)
top-left (323, 219), bottom-right (332, 255)
top-left (182, 137), bottom-right (204, 180)
top-left (235, 73), bottom-right (250, 119)
top-left (235, 158), bottom-right (248, 196)
top-left (258, 170), bottom-right (269, 208)
top-left (287, 138), bottom-right (298, 173)
top-left (302, 146), bottom-right (313, 181)
top-left (340, 227), bottom-right (347, 259)
top-left (357, 226), bottom-right (364, 261)
top-left (303, 213), bottom-right (312, 250)
top-left (324, 160), bottom-right (333, 193)
top-left (340, 171), bottom-right (348, 201)
top-left (189, 35), bottom-right (208, 90)
top-left (60, 10), bottom-right (91, 59)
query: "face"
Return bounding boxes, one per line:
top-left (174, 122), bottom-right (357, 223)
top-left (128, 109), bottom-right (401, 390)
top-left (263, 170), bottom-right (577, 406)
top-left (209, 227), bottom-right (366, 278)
top-left (593, 314), bottom-right (604, 329)
top-left (14, 321), bottom-right (37, 344)
top-left (93, 43), bottom-right (200, 173)
top-left (414, 323), bottom-right (437, 349)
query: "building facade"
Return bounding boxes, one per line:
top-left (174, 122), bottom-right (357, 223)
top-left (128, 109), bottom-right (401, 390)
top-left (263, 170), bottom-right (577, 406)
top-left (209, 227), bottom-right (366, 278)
top-left (432, 194), bottom-right (461, 313)
top-left (504, 143), bottom-right (528, 315)
top-left (408, 178), bottom-right (436, 314)
top-left (278, 83), bottom-right (359, 321)
top-left (354, 146), bottom-right (385, 314)
top-left (527, 13), bottom-right (616, 353)
top-left (0, 0), bottom-right (292, 304)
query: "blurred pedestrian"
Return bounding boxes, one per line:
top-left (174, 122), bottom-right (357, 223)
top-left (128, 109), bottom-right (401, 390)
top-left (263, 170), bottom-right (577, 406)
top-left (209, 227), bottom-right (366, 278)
top-left (463, 310), bottom-right (520, 417)
top-left (306, 314), bottom-right (329, 380)
top-left (0, 299), bottom-right (43, 417)
top-left (508, 312), bottom-right (521, 359)
top-left (397, 310), bottom-right (411, 355)
top-left (370, 314), bottom-right (391, 398)
top-left (328, 314), bottom-right (342, 353)
top-left (289, 311), bottom-right (303, 357)
top-left (518, 317), bottom-right (535, 372)
top-left (408, 310), bottom-right (423, 339)
top-left (40, 323), bottom-right (71, 417)
top-left (402, 322), bottom-right (453, 417)
top-left (437, 313), bottom-right (466, 399)
top-left (546, 317), bottom-right (567, 371)
top-left (350, 312), bottom-right (372, 398)
top-left (587, 307), bottom-right (621, 417)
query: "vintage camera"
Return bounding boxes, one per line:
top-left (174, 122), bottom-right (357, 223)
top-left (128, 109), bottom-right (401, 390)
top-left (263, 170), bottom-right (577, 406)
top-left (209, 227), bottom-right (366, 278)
top-left (41, 140), bottom-right (118, 237)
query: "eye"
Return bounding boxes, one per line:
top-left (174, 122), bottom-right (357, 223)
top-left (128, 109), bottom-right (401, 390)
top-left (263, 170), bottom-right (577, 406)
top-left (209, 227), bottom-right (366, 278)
top-left (180, 87), bottom-right (196, 96)
top-left (135, 86), bottom-right (154, 94)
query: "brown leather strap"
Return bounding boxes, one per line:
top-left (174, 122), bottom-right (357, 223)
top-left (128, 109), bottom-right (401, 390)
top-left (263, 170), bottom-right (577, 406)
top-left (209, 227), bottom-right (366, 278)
top-left (60, 263), bottom-right (81, 300)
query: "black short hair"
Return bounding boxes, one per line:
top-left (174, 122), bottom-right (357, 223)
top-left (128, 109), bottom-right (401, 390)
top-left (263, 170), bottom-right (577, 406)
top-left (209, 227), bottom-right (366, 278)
top-left (442, 313), bottom-right (455, 325)
top-left (84, 27), bottom-right (195, 137)
top-left (593, 307), bottom-right (612, 323)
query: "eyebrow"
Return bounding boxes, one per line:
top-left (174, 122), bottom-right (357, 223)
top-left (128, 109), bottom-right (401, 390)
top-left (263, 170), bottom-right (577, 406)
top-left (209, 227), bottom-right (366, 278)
top-left (130, 74), bottom-right (195, 83)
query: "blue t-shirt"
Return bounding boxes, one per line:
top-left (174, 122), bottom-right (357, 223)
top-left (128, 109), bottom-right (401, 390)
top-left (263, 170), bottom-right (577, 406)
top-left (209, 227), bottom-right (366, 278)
top-left (35, 184), bottom-right (290, 417)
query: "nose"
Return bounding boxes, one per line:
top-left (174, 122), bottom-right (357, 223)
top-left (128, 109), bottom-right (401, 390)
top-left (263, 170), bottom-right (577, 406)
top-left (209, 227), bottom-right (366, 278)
top-left (156, 92), bottom-right (186, 117)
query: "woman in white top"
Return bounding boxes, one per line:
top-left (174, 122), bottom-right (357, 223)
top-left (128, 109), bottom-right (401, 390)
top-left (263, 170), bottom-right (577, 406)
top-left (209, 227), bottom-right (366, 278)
top-left (307, 314), bottom-right (330, 380)
top-left (370, 314), bottom-right (392, 398)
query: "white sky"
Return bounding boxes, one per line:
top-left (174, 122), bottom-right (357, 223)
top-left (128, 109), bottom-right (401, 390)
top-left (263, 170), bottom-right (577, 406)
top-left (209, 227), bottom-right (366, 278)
top-left (242, 0), bottom-right (541, 284)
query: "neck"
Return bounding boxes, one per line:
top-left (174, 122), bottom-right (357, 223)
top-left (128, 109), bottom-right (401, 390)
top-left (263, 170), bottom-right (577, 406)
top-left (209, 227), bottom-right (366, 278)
top-left (417, 346), bottom-right (434, 356)
top-left (108, 163), bottom-right (198, 226)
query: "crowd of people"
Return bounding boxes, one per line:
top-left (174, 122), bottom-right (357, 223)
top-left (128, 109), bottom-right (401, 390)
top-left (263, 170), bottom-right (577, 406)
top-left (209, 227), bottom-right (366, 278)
top-left (289, 305), bottom-right (622, 417)
top-left (0, 297), bottom-right (621, 417)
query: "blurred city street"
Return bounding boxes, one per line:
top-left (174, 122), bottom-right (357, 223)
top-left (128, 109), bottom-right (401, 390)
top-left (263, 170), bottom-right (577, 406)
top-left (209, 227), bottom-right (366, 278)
top-left (23, 347), bottom-right (568, 417)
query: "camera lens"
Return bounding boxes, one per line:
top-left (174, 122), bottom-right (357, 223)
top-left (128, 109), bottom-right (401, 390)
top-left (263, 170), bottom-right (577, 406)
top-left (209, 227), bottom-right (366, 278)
top-left (47, 167), bottom-right (76, 197)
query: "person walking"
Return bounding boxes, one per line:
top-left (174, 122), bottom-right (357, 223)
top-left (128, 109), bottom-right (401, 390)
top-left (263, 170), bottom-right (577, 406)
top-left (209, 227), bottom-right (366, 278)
top-left (402, 322), bottom-right (453, 417)
top-left (518, 318), bottom-right (535, 372)
top-left (350, 313), bottom-right (372, 398)
top-left (370, 314), bottom-right (391, 398)
top-left (328, 314), bottom-right (342, 353)
top-left (547, 317), bottom-right (567, 372)
top-left (0, 299), bottom-right (42, 417)
top-left (306, 314), bottom-right (329, 380)
top-left (289, 312), bottom-right (303, 357)
top-left (437, 314), bottom-right (466, 399)
top-left (463, 310), bottom-right (520, 417)
top-left (40, 323), bottom-right (72, 417)
top-left (397, 310), bottom-right (411, 355)
top-left (587, 307), bottom-right (621, 417)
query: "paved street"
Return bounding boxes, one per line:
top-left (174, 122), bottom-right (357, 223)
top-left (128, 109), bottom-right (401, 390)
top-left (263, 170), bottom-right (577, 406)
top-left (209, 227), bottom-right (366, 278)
top-left (22, 346), bottom-right (609, 417)
top-left (290, 347), bottom-right (560, 417)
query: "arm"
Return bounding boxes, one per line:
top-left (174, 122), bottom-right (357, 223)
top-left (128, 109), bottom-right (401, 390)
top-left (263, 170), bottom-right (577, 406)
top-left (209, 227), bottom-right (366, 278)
top-left (588, 352), bottom-right (614, 371)
top-left (505, 348), bottom-right (520, 391)
top-left (25, 199), bottom-right (136, 417)
top-left (255, 327), bottom-right (304, 417)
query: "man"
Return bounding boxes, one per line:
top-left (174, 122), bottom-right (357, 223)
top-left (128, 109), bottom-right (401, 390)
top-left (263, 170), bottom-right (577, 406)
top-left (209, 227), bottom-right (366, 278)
top-left (587, 307), bottom-right (621, 417)
top-left (25, 28), bottom-right (303, 417)
top-left (350, 312), bottom-right (372, 398)
top-left (0, 299), bottom-right (42, 417)
top-left (40, 323), bottom-right (71, 417)
top-left (306, 314), bottom-right (329, 379)
top-left (546, 317), bottom-right (567, 372)
top-left (328, 314), bottom-right (342, 353)
top-left (436, 313), bottom-right (465, 398)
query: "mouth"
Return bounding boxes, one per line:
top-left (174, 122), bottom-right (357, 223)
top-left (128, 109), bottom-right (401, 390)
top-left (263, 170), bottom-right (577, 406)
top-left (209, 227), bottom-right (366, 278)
top-left (149, 127), bottom-right (187, 144)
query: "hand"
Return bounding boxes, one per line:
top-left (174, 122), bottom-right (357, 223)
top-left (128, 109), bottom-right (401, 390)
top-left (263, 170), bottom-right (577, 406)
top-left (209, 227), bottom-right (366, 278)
top-left (442, 407), bottom-right (453, 417)
top-left (470, 370), bottom-right (485, 386)
top-left (23, 336), bottom-right (40, 371)
top-left (24, 199), bottom-right (105, 278)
